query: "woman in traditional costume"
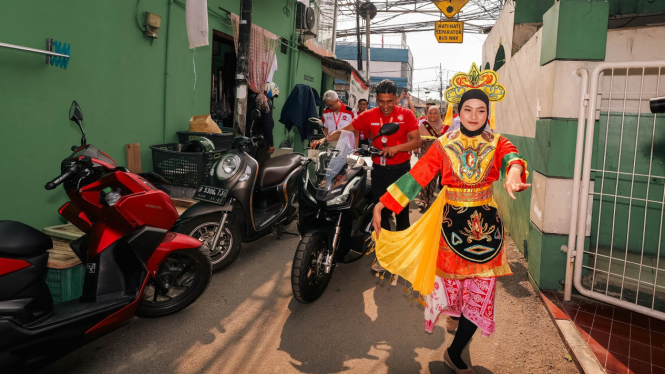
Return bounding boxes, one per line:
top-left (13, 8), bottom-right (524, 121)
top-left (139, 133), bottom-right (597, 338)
top-left (417, 105), bottom-right (445, 209)
top-left (371, 65), bottom-right (530, 374)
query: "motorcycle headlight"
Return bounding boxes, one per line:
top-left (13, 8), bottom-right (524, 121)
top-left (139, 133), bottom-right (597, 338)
top-left (216, 154), bottom-right (241, 180)
top-left (326, 194), bottom-right (350, 206)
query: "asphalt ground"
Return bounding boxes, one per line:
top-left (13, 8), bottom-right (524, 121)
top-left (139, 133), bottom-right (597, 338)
top-left (41, 206), bottom-right (578, 374)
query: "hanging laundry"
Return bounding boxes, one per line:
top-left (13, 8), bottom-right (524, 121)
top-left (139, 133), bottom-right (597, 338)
top-left (186, 0), bottom-right (209, 49)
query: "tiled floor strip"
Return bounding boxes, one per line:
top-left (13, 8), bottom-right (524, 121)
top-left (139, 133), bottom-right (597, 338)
top-left (540, 291), bottom-right (665, 374)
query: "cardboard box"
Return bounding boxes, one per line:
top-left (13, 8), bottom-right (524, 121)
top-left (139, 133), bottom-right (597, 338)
top-left (188, 115), bottom-right (221, 133)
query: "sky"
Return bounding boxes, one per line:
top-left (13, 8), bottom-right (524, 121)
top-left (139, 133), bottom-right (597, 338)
top-left (335, 6), bottom-right (490, 102)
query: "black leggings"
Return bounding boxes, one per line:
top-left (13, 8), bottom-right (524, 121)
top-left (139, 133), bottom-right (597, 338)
top-left (448, 315), bottom-right (478, 369)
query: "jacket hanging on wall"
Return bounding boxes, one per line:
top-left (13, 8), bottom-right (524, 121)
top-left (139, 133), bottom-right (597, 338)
top-left (186, 0), bottom-right (209, 49)
top-left (279, 84), bottom-right (320, 140)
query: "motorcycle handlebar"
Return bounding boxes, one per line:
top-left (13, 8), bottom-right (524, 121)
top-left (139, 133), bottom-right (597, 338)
top-left (45, 164), bottom-right (79, 190)
top-left (357, 146), bottom-right (382, 156)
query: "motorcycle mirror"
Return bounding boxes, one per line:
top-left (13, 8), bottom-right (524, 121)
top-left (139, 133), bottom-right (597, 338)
top-left (69, 100), bottom-right (83, 122)
top-left (250, 109), bottom-right (261, 121)
top-left (68, 100), bottom-right (87, 145)
top-left (651, 96), bottom-right (665, 114)
top-left (379, 122), bottom-right (399, 136)
top-left (308, 117), bottom-right (324, 129)
top-left (369, 122), bottom-right (400, 142)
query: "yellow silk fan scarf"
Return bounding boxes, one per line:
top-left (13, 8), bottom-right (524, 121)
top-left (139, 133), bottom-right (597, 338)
top-left (371, 189), bottom-right (447, 295)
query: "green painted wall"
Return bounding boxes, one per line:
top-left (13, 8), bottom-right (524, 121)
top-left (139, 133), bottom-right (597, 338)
top-left (608, 0), bottom-right (665, 17)
top-left (528, 223), bottom-right (591, 290)
top-left (0, 0), bottom-right (329, 230)
top-left (532, 118), bottom-right (579, 178)
top-left (540, 0), bottom-right (609, 65)
top-left (493, 134), bottom-right (534, 256)
top-left (590, 112), bottom-right (665, 258)
top-left (527, 222), bottom-right (569, 289)
top-left (514, 0), bottom-right (555, 24)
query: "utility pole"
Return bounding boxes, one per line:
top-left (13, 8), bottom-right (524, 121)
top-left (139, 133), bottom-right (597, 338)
top-left (331, 0), bottom-right (338, 54)
top-left (365, 0), bottom-right (371, 83)
top-left (234, 0), bottom-right (253, 135)
top-left (356, 1), bottom-right (363, 71)
top-left (439, 63), bottom-right (443, 107)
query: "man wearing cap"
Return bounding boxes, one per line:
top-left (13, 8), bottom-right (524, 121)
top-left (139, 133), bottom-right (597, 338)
top-left (311, 79), bottom-right (421, 232)
top-left (321, 90), bottom-right (356, 136)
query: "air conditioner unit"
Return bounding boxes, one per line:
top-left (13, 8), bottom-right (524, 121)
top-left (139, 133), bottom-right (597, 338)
top-left (295, 2), bottom-right (318, 41)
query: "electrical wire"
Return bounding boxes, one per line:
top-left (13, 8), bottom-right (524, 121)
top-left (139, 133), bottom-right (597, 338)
top-left (335, 0), bottom-right (502, 35)
top-left (192, 48), bottom-right (197, 104)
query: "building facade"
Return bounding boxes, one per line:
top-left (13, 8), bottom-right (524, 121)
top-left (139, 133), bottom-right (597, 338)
top-left (0, 0), bottom-right (340, 230)
top-left (482, 0), bottom-right (665, 295)
top-left (334, 42), bottom-right (413, 107)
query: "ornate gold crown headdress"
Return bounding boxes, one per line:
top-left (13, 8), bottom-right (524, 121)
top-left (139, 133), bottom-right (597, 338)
top-left (442, 63), bottom-right (507, 130)
top-left (444, 63), bottom-right (506, 103)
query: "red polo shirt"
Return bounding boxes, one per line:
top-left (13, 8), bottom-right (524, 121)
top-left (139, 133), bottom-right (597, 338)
top-left (352, 106), bottom-right (419, 165)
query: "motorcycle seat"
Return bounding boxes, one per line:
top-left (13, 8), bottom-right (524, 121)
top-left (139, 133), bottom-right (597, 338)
top-left (257, 154), bottom-right (302, 188)
top-left (0, 220), bottom-right (53, 256)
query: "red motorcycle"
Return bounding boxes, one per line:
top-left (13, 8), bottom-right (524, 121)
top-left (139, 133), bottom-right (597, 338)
top-left (0, 101), bottom-right (212, 372)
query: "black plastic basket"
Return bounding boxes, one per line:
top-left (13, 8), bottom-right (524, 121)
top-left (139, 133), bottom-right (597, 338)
top-left (150, 143), bottom-right (225, 188)
top-left (176, 131), bottom-right (234, 151)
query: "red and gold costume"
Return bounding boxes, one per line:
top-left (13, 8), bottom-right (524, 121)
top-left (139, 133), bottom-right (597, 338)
top-left (372, 64), bottom-right (527, 336)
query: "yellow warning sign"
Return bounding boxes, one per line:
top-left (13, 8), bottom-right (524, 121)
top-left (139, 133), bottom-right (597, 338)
top-left (435, 21), bottom-right (464, 43)
top-left (432, 0), bottom-right (469, 19)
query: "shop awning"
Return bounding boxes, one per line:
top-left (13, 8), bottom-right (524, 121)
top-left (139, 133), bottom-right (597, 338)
top-left (303, 47), bottom-right (368, 88)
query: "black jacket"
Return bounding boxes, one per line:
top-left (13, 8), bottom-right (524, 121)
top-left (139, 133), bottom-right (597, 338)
top-left (279, 84), bottom-right (320, 139)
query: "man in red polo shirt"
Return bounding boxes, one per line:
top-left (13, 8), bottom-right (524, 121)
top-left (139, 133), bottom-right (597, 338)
top-left (311, 79), bottom-right (421, 231)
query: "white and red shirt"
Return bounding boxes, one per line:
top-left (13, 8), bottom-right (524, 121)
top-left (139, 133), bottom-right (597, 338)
top-left (322, 105), bottom-right (356, 134)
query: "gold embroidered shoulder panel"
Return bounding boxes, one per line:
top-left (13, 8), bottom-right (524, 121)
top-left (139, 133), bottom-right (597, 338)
top-left (439, 130), bottom-right (501, 185)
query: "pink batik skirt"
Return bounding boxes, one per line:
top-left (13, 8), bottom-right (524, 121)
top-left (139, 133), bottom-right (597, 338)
top-left (424, 275), bottom-right (497, 337)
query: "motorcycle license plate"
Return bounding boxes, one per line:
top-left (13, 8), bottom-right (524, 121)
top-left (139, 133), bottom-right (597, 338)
top-left (193, 186), bottom-right (228, 204)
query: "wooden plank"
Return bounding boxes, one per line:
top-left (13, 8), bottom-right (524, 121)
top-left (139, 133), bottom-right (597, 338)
top-left (43, 224), bottom-right (84, 241)
top-left (172, 197), bottom-right (196, 216)
top-left (171, 198), bottom-right (196, 209)
top-left (126, 143), bottom-right (142, 173)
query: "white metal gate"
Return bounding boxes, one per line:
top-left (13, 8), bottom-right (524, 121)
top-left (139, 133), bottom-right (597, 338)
top-left (565, 61), bottom-right (665, 321)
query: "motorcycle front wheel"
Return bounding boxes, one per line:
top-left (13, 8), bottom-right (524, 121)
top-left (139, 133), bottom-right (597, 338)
top-left (175, 213), bottom-right (242, 271)
top-left (291, 232), bottom-right (334, 304)
top-left (136, 247), bottom-right (212, 317)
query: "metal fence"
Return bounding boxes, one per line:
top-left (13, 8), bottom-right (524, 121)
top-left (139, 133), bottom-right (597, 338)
top-left (566, 61), bottom-right (665, 321)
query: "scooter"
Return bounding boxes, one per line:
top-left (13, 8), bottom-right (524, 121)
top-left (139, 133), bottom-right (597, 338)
top-left (173, 110), bottom-right (305, 271)
top-left (0, 101), bottom-right (212, 373)
top-left (291, 121), bottom-right (399, 303)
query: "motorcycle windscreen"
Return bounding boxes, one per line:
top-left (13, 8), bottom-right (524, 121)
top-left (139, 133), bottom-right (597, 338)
top-left (314, 130), bottom-right (355, 194)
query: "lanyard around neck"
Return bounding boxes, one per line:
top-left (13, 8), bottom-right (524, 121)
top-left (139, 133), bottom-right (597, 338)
top-left (333, 111), bottom-right (342, 129)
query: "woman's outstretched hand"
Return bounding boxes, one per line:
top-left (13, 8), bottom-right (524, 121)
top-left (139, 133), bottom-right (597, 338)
top-left (373, 202), bottom-right (385, 239)
top-left (503, 164), bottom-right (531, 199)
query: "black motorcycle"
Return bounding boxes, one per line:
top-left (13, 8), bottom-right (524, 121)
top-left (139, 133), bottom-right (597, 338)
top-left (291, 121), bottom-right (399, 303)
top-left (174, 110), bottom-right (305, 271)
